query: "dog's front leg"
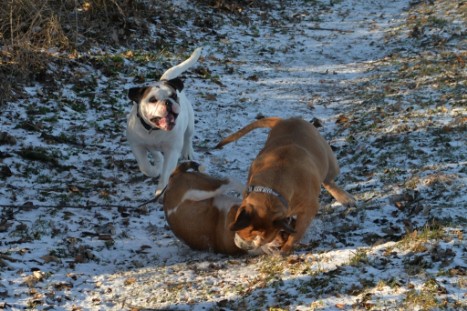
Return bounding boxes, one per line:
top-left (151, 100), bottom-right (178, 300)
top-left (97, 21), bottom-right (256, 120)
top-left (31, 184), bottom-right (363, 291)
top-left (147, 148), bottom-right (163, 178)
top-left (131, 144), bottom-right (160, 178)
top-left (281, 229), bottom-right (304, 254)
top-left (280, 203), bottom-right (317, 254)
top-left (156, 149), bottom-right (180, 196)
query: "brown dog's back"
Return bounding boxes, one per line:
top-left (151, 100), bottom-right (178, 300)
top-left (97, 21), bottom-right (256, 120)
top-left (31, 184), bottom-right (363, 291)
top-left (217, 117), bottom-right (333, 182)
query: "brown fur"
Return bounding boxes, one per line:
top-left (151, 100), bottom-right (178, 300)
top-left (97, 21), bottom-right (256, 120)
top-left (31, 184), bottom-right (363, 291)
top-left (163, 162), bottom-right (291, 255)
top-left (216, 117), bottom-right (356, 254)
top-left (163, 162), bottom-right (244, 254)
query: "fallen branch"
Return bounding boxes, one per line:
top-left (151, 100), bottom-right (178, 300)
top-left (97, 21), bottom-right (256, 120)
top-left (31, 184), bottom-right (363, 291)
top-left (308, 27), bottom-right (354, 33)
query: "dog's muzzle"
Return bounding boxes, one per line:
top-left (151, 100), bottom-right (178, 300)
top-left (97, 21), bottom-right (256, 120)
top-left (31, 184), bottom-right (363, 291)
top-left (151, 100), bottom-right (179, 131)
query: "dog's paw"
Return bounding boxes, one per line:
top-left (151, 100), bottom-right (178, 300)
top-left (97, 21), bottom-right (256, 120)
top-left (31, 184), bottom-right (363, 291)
top-left (155, 188), bottom-right (164, 197)
top-left (142, 169), bottom-right (160, 180)
top-left (342, 195), bottom-right (357, 207)
top-left (181, 148), bottom-right (194, 160)
top-left (279, 247), bottom-right (293, 256)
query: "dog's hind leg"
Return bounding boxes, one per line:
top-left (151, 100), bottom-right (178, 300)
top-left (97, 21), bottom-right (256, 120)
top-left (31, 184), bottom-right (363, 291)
top-left (322, 180), bottom-right (356, 207)
top-left (322, 149), bottom-right (356, 207)
top-left (181, 179), bottom-right (241, 202)
top-left (181, 128), bottom-right (194, 160)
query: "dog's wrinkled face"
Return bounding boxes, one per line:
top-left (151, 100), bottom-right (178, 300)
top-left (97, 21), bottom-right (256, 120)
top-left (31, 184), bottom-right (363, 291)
top-left (229, 200), bottom-right (295, 251)
top-left (128, 78), bottom-right (184, 131)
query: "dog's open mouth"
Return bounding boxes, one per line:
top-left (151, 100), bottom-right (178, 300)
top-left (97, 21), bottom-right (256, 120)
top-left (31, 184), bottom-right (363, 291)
top-left (151, 112), bottom-right (177, 131)
top-left (141, 98), bottom-right (180, 131)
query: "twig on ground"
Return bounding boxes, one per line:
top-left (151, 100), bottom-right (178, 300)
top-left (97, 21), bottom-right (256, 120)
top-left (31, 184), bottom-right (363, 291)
top-left (308, 27), bottom-right (354, 33)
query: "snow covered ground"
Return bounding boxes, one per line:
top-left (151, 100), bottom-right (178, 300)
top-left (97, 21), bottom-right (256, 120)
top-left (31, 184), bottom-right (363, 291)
top-left (0, 0), bottom-right (465, 310)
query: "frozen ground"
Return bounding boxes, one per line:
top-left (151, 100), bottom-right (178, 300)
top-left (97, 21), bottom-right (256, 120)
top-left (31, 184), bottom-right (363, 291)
top-left (0, 0), bottom-right (465, 310)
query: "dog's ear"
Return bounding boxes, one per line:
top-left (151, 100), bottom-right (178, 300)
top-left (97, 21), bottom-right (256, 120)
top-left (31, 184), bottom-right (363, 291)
top-left (273, 218), bottom-right (296, 234)
top-left (229, 207), bottom-right (252, 231)
top-left (165, 78), bottom-right (184, 92)
top-left (128, 87), bottom-right (148, 103)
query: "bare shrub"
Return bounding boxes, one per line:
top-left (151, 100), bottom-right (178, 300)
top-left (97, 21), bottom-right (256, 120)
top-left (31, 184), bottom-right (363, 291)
top-left (0, 0), bottom-right (143, 104)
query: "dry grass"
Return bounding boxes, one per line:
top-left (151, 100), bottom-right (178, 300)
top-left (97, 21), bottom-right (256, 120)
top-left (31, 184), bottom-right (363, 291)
top-left (0, 0), bottom-right (139, 49)
top-left (0, 0), bottom-right (266, 105)
top-left (0, 0), bottom-right (146, 104)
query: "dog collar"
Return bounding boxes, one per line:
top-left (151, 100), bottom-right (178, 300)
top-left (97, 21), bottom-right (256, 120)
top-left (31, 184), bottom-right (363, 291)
top-left (247, 185), bottom-right (288, 208)
top-left (137, 111), bottom-right (159, 132)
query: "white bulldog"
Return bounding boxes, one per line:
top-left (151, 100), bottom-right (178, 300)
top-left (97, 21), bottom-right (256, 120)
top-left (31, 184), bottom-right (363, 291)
top-left (127, 47), bottom-right (202, 195)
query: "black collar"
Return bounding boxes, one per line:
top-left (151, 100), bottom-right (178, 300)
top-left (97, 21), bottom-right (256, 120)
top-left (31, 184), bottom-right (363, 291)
top-left (137, 111), bottom-right (159, 132)
top-left (246, 185), bottom-right (288, 208)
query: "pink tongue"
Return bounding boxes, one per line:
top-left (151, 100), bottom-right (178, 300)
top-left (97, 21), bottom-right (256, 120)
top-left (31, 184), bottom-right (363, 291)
top-left (158, 114), bottom-right (175, 130)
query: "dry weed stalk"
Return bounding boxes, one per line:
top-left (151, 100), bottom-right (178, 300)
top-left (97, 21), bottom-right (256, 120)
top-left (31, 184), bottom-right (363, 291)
top-left (0, 0), bottom-right (136, 104)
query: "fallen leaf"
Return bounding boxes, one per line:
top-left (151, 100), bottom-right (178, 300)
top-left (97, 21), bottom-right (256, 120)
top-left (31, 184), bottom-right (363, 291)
top-left (98, 234), bottom-right (113, 241)
top-left (311, 118), bottom-right (323, 128)
top-left (456, 54), bottom-right (465, 67)
top-left (41, 255), bottom-right (59, 263)
top-left (336, 114), bottom-right (349, 124)
top-left (124, 277), bottom-right (137, 286)
top-left (203, 93), bottom-right (217, 101)
top-left (68, 185), bottom-right (80, 193)
top-left (53, 282), bottom-right (73, 291)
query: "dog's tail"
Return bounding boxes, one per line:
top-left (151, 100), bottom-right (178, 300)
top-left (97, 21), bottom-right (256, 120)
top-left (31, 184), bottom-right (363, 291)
top-left (215, 117), bottom-right (282, 149)
top-left (160, 47), bottom-right (202, 81)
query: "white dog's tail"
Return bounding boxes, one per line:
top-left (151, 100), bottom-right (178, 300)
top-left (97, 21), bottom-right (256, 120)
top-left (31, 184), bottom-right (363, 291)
top-left (160, 47), bottom-right (202, 81)
top-left (215, 117), bottom-right (282, 149)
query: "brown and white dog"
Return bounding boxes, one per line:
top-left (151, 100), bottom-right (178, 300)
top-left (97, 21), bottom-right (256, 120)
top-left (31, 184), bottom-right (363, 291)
top-left (163, 161), bottom-right (290, 255)
top-left (216, 117), bottom-right (356, 254)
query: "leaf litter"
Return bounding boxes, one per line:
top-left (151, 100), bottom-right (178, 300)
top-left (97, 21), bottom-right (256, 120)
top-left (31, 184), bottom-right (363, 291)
top-left (0, 0), bottom-right (466, 310)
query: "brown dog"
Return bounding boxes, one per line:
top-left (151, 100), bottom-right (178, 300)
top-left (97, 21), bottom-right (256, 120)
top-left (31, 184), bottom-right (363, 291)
top-left (163, 161), bottom-right (289, 255)
top-left (216, 117), bottom-right (356, 254)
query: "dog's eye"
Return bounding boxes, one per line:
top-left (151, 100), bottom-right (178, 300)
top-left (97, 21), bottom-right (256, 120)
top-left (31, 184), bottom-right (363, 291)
top-left (148, 96), bottom-right (158, 103)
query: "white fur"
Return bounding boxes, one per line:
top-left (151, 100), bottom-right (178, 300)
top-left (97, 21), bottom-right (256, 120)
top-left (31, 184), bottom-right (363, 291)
top-left (160, 48), bottom-right (202, 80)
top-left (234, 233), bottom-right (262, 250)
top-left (126, 48), bottom-right (202, 196)
top-left (167, 179), bottom-right (243, 217)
